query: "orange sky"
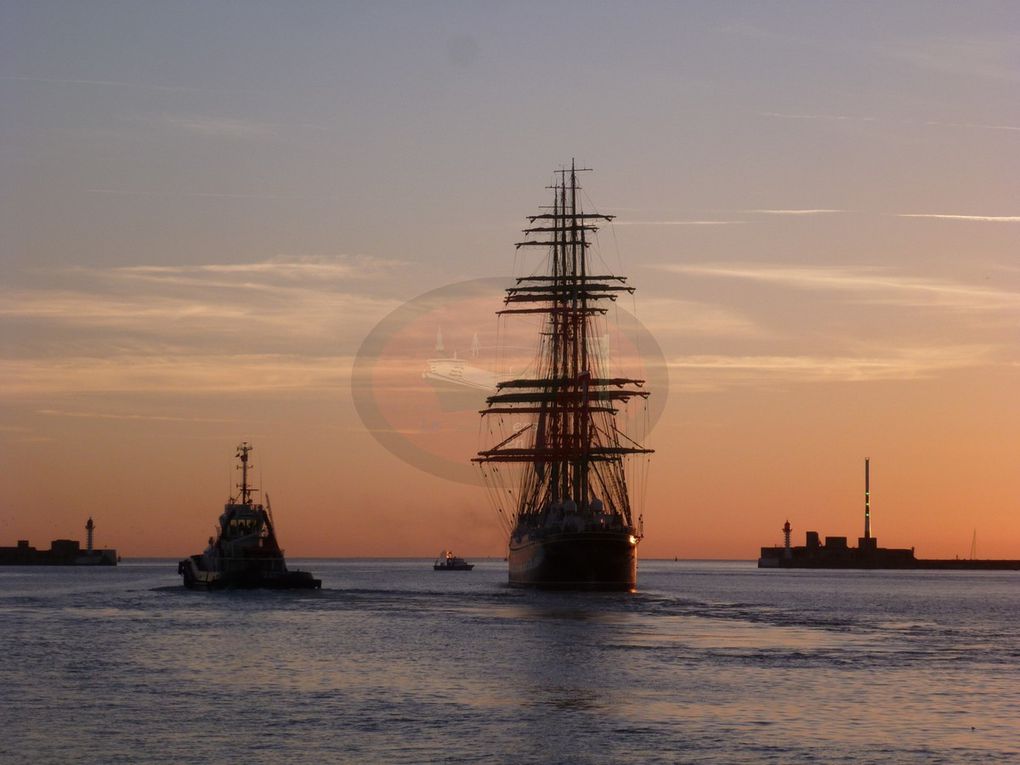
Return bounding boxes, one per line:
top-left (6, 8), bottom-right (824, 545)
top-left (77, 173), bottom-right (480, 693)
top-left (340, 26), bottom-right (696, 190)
top-left (2, 3), bottom-right (1019, 559)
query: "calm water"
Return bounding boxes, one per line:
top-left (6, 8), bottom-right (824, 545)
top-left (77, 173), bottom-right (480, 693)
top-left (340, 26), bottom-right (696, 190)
top-left (1, 560), bottom-right (1017, 764)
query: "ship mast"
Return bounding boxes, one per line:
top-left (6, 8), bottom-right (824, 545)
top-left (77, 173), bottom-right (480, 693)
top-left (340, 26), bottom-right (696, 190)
top-left (474, 162), bottom-right (652, 529)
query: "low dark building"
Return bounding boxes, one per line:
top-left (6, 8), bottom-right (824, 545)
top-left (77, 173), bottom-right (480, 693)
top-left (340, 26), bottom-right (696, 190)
top-left (0, 519), bottom-right (117, 566)
top-left (758, 459), bottom-right (1019, 570)
top-left (759, 529), bottom-right (916, 569)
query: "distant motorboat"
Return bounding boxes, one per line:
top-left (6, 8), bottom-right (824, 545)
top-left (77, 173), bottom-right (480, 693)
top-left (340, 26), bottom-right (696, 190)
top-left (433, 550), bottom-right (474, 571)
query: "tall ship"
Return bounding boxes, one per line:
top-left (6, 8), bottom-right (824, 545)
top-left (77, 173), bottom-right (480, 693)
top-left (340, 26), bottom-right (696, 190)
top-left (474, 163), bottom-right (653, 590)
top-left (178, 443), bottom-right (320, 590)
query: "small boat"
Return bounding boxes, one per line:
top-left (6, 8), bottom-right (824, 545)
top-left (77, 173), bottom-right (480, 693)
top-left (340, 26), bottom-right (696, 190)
top-left (178, 443), bottom-right (321, 590)
top-left (433, 550), bottom-right (474, 571)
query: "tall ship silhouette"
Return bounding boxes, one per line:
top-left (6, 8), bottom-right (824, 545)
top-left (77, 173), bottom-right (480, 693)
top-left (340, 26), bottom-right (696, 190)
top-left (474, 163), bottom-right (653, 590)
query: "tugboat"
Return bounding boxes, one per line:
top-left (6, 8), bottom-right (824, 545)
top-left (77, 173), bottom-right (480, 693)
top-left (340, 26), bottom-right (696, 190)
top-left (433, 550), bottom-right (474, 571)
top-left (178, 443), bottom-right (321, 590)
top-left (473, 163), bottom-right (653, 590)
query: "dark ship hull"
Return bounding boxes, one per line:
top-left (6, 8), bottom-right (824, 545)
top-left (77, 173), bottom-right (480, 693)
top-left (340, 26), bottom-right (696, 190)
top-left (178, 555), bottom-right (321, 590)
top-left (508, 529), bottom-right (637, 590)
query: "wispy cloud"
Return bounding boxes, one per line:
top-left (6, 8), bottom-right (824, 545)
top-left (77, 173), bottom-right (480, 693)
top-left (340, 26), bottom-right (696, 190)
top-left (660, 264), bottom-right (1020, 313)
top-left (0, 255), bottom-right (405, 371)
top-left (149, 113), bottom-right (330, 140)
top-left (0, 285), bottom-right (398, 343)
top-left (890, 37), bottom-right (1020, 83)
top-left (36, 409), bottom-right (236, 423)
top-left (0, 289), bottom-right (249, 324)
top-left (85, 188), bottom-right (343, 201)
top-left (633, 297), bottom-right (766, 339)
top-left (762, 111), bottom-right (1020, 135)
top-left (159, 115), bottom-right (278, 140)
top-left (113, 255), bottom-right (397, 281)
top-left (760, 111), bottom-right (876, 123)
top-left (747, 209), bottom-right (844, 216)
top-left (612, 220), bottom-right (742, 226)
top-left (924, 120), bottom-right (1020, 133)
top-left (1, 355), bottom-right (356, 397)
top-left (668, 345), bottom-right (992, 388)
top-left (0, 74), bottom-right (265, 95)
top-left (611, 208), bottom-right (848, 225)
top-left (896, 213), bottom-right (1020, 223)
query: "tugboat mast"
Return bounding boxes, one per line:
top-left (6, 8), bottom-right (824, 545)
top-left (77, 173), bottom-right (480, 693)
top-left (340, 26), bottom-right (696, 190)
top-left (236, 442), bottom-right (255, 505)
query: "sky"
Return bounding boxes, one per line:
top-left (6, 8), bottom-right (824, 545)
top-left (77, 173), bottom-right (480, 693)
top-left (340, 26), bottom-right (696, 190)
top-left (2, 1), bottom-right (1018, 558)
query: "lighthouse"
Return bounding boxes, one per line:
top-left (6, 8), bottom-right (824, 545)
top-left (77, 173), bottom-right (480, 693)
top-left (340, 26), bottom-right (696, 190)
top-left (85, 517), bottom-right (95, 553)
top-left (783, 520), bottom-right (792, 560)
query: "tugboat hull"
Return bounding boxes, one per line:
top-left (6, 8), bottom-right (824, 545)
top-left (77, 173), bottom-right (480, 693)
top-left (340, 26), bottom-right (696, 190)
top-left (180, 444), bottom-right (321, 591)
top-left (178, 556), bottom-right (320, 590)
top-left (508, 530), bottom-right (637, 590)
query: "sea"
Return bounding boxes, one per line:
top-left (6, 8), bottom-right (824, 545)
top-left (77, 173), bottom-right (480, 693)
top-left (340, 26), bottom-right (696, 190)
top-left (1, 560), bottom-right (1017, 764)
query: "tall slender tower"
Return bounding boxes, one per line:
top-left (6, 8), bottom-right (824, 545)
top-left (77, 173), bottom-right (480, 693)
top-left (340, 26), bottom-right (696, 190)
top-left (85, 517), bottom-right (95, 553)
top-left (783, 520), bottom-right (792, 560)
top-left (864, 458), bottom-right (872, 540)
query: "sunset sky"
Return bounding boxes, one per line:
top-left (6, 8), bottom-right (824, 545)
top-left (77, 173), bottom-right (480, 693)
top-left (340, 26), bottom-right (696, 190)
top-left (2, 2), bottom-right (1018, 558)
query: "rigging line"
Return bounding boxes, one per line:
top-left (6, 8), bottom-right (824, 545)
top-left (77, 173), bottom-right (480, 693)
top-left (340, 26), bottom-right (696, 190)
top-left (611, 421), bottom-right (648, 450)
top-left (590, 462), bottom-right (618, 511)
top-left (606, 212), bottom-right (624, 278)
top-left (641, 452), bottom-right (651, 519)
top-left (589, 228), bottom-right (611, 276)
top-left (590, 419), bottom-right (635, 451)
